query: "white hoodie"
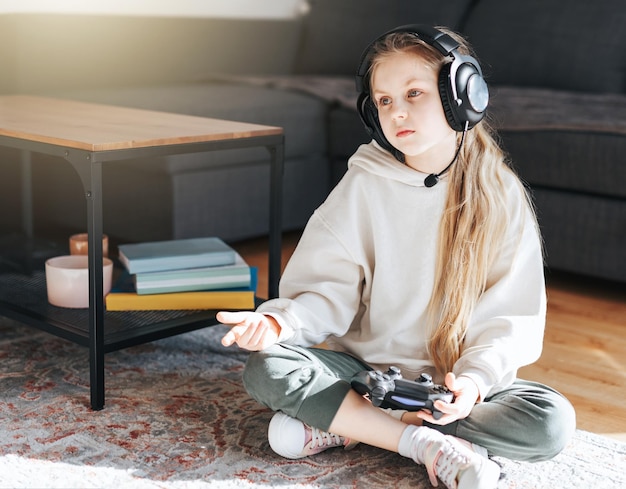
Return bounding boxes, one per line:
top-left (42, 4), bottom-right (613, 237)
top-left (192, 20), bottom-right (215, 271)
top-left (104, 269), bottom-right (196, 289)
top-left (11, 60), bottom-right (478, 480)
top-left (257, 141), bottom-right (546, 400)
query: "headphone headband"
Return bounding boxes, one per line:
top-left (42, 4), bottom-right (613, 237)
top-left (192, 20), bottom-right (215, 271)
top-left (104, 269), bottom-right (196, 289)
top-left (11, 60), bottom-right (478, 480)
top-left (355, 24), bottom-right (461, 93)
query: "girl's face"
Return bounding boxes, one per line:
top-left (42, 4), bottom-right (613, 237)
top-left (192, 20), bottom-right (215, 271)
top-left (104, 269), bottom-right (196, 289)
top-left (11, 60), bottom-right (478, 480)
top-left (371, 51), bottom-right (457, 173)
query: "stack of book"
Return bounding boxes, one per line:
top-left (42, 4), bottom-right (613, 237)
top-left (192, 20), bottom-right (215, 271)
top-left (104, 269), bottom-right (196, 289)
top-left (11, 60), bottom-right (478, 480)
top-left (105, 237), bottom-right (256, 311)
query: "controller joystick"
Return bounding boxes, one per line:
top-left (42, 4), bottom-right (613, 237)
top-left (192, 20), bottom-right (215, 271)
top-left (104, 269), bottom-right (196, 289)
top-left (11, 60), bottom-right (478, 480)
top-left (351, 367), bottom-right (453, 420)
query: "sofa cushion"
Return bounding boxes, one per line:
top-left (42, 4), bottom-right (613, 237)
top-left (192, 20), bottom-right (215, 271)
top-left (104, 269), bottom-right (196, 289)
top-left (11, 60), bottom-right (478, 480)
top-left (489, 87), bottom-right (626, 199)
top-left (172, 153), bottom-right (329, 241)
top-left (295, 0), bottom-right (475, 76)
top-left (462, 0), bottom-right (626, 94)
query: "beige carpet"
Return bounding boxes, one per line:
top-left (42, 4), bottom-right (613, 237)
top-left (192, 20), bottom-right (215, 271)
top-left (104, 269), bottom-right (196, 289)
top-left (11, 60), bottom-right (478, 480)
top-left (0, 318), bottom-right (624, 488)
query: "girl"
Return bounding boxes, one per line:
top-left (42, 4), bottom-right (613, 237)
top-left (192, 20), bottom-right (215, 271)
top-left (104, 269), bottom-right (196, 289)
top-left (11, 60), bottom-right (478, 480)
top-left (218, 25), bottom-right (576, 489)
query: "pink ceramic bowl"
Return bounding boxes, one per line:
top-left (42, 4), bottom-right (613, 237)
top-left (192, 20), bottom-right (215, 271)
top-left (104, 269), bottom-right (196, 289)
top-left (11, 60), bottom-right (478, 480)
top-left (45, 255), bottom-right (113, 308)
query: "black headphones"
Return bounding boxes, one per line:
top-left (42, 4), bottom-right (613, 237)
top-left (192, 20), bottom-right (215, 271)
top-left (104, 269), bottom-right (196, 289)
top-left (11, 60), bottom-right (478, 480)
top-left (355, 24), bottom-right (489, 162)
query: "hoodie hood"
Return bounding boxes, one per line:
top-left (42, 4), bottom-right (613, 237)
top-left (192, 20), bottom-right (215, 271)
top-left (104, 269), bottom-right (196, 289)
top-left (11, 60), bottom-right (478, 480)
top-left (348, 140), bottom-right (435, 188)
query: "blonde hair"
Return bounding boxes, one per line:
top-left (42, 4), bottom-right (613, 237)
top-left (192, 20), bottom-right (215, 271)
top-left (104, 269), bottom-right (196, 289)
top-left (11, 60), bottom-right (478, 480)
top-left (369, 29), bottom-right (539, 375)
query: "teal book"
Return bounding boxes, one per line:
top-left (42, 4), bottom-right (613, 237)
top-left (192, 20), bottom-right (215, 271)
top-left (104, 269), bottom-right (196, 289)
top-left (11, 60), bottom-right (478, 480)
top-left (135, 253), bottom-right (251, 295)
top-left (117, 237), bottom-right (236, 274)
top-left (106, 268), bottom-right (258, 311)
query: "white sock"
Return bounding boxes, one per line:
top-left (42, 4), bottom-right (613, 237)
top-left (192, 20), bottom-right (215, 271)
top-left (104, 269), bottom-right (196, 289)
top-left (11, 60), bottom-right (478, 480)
top-left (397, 425), bottom-right (422, 460)
top-left (398, 424), bottom-right (447, 465)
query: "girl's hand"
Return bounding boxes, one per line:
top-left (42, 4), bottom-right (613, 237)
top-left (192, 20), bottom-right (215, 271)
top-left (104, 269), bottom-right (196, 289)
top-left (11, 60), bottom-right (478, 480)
top-left (416, 372), bottom-right (479, 425)
top-left (217, 311), bottom-right (281, 351)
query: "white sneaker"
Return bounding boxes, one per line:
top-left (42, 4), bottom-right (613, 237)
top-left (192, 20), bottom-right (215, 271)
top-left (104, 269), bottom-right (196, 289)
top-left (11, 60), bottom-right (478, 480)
top-left (267, 412), bottom-right (354, 459)
top-left (412, 428), bottom-right (500, 489)
top-left (453, 436), bottom-right (490, 459)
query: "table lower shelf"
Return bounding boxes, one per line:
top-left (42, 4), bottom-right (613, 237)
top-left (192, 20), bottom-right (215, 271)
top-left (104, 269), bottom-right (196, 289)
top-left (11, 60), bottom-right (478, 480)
top-left (0, 269), bottom-right (262, 352)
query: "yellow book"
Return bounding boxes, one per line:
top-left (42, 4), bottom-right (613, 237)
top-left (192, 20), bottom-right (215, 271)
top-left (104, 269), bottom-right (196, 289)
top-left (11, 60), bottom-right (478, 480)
top-left (105, 290), bottom-right (255, 311)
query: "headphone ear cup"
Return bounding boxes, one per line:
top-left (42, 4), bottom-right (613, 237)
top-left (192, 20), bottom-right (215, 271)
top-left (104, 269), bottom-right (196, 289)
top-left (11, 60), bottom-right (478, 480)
top-left (357, 92), bottom-right (378, 138)
top-left (438, 63), bottom-right (464, 132)
top-left (456, 62), bottom-right (489, 128)
top-left (357, 93), bottom-right (403, 160)
top-left (438, 60), bottom-right (488, 131)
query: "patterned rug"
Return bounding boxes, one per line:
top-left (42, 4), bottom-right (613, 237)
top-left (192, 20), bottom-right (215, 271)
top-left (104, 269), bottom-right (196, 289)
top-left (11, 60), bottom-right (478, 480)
top-left (0, 318), bottom-right (624, 489)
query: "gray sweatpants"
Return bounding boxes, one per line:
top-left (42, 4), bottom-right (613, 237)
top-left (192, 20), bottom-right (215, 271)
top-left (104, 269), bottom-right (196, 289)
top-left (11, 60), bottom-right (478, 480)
top-left (243, 343), bottom-right (577, 462)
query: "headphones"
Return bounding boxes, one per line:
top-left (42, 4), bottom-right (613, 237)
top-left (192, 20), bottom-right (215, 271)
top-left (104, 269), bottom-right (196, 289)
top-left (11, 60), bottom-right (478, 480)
top-left (355, 24), bottom-right (489, 162)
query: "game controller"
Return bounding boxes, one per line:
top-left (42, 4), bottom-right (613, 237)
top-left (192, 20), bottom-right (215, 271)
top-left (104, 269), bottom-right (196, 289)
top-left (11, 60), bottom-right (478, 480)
top-left (350, 367), bottom-right (453, 420)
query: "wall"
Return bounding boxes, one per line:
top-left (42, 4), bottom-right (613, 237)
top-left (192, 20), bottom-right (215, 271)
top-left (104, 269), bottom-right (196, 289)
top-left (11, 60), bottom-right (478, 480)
top-left (0, 0), bottom-right (309, 19)
top-left (0, 15), bottom-right (14, 94)
top-left (0, 12), bottom-right (304, 94)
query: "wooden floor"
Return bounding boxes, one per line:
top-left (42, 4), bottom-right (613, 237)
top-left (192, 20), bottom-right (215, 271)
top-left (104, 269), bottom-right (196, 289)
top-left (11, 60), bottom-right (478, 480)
top-left (233, 231), bottom-right (626, 442)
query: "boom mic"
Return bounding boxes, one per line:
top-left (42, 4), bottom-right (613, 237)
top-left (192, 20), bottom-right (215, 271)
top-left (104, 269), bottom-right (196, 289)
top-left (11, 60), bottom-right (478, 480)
top-left (424, 124), bottom-right (468, 188)
top-left (424, 173), bottom-right (441, 188)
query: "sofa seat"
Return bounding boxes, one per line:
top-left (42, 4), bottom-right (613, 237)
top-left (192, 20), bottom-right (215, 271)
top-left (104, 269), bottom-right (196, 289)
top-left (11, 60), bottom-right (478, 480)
top-left (485, 86), bottom-right (626, 281)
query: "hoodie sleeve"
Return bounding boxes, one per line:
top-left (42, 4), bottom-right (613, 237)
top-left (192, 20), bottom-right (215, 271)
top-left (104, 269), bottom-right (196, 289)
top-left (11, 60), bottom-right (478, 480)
top-left (453, 188), bottom-right (547, 401)
top-left (257, 211), bottom-right (364, 347)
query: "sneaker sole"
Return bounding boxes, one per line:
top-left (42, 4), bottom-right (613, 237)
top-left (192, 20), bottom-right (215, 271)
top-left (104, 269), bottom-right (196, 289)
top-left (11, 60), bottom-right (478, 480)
top-left (268, 413), bottom-right (307, 460)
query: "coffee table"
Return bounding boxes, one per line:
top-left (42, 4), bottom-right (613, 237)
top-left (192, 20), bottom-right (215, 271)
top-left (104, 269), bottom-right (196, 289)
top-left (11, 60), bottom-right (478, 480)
top-left (0, 95), bottom-right (284, 410)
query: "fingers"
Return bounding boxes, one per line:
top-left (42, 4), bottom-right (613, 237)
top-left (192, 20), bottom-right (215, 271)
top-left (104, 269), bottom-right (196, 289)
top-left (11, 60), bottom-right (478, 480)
top-left (221, 328), bottom-right (238, 347)
top-left (217, 311), bottom-right (279, 351)
top-left (221, 322), bottom-right (253, 348)
top-left (444, 372), bottom-right (457, 391)
top-left (416, 402), bottom-right (458, 426)
top-left (218, 310), bottom-right (252, 347)
top-left (417, 373), bottom-right (478, 424)
top-left (216, 310), bottom-right (249, 325)
top-left (415, 373), bottom-right (464, 425)
top-left (237, 321), bottom-right (269, 350)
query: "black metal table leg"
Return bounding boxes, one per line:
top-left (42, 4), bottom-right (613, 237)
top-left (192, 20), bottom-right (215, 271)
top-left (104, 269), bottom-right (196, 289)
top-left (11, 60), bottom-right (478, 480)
top-left (267, 140), bottom-right (284, 299)
top-left (66, 151), bottom-right (106, 410)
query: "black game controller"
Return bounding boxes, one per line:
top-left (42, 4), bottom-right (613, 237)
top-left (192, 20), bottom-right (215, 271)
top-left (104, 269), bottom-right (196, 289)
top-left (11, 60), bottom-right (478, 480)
top-left (350, 367), bottom-right (453, 420)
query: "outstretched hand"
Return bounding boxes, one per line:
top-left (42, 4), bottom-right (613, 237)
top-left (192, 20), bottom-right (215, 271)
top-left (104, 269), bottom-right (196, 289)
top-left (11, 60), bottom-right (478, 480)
top-left (217, 311), bottom-right (281, 351)
top-left (416, 372), bottom-right (480, 425)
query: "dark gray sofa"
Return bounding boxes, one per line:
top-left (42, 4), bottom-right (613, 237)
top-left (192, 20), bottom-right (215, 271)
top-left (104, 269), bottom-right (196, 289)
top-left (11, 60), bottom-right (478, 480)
top-left (1, 0), bottom-right (625, 283)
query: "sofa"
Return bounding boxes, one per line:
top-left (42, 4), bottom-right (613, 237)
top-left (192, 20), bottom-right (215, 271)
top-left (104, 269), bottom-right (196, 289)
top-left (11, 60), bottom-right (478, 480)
top-left (1, 0), bottom-right (625, 283)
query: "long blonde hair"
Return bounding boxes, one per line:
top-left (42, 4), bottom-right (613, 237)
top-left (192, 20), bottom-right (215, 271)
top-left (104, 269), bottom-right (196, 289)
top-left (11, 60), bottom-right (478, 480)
top-left (369, 29), bottom-right (539, 375)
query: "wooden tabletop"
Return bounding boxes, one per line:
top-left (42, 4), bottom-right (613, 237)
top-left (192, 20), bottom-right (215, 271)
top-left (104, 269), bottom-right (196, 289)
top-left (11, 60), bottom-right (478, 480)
top-left (0, 95), bottom-right (283, 152)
